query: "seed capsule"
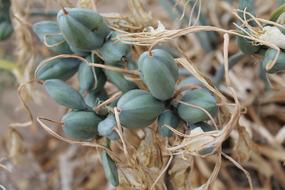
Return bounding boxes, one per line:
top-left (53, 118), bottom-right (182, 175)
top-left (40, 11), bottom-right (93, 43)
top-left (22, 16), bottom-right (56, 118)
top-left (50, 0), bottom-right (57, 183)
top-left (177, 76), bottom-right (203, 89)
top-left (138, 49), bottom-right (178, 100)
top-left (78, 62), bottom-right (94, 93)
top-left (104, 69), bottom-right (137, 93)
top-left (101, 151), bottom-right (119, 187)
top-left (262, 48), bottom-right (285, 73)
top-left (177, 88), bottom-right (217, 124)
top-left (237, 33), bottom-right (260, 55)
top-left (32, 21), bottom-right (72, 54)
top-left (99, 32), bottom-right (131, 65)
top-left (237, 0), bottom-right (259, 54)
top-left (78, 55), bottom-right (106, 93)
top-left (154, 44), bottom-right (180, 58)
top-left (84, 89), bottom-right (108, 108)
top-left (0, 0), bottom-right (13, 41)
top-left (67, 7), bottom-right (110, 36)
top-left (62, 111), bottom-right (101, 140)
top-left (0, 21), bottom-right (13, 41)
top-left (117, 89), bottom-right (165, 128)
top-left (157, 110), bottom-right (180, 137)
top-left (57, 7), bottom-right (110, 51)
top-left (127, 58), bottom-right (138, 70)
top-left (36, 58), bottom-right (80, 81)
top-left (84, 89), bottom-right (108, 116)
top-left (44, 79), bottom-right (88, 110)
top-left (98, 114), bottom-right (119, 140)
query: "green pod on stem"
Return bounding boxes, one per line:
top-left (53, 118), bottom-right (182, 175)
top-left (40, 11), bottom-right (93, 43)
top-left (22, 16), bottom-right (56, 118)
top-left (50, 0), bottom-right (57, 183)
top-left (237, 0), bottom-right (260, 54)
top-left (127, 58), bottom-right (138, 70)
top-left (177, 76), bottom-right (203, 89)
top-left (104, 69), bottom-right (137, 93)
top-left (157, 110), bottom-right (180, 137)
top-left (84, 89), bottom-right (108, 108)
top-left (117, 89), bottom-right (165, 128)
top-left (67, 7), bottom-right (110, 37)
top-left (138, 49), bottom-right (178, 101)
top-left (0, 0), bottom-right (11, 20)
top-left (0, 0), bottom-right (13, 41)
top-left (35, 57), bottom-right (80, 81)
top-left (0, 21), bottom-right (13, 41)
top-left (62, 111), bottom-right (102, 140)
top-left (32, 21), bottom-right (72, 54)
top-left (236, 32), bottom-right (260, 55)
top-left (261, 48), bottom-right (285, 73)
top-left (101, 151), bottom-right (119, 187)
top-left (84, 89), bottom-right (109, 116)
top-left (99, 32), bottom-right (131, 65)
top-left (44, 79), bottom-right (88, 110)
top-left (78, 55), bottom-right (106, 93)
top-left (177, 88), bottom-right (217, 124)
top-left (98, 114), bottom-right (119, 140)
top-left (57, 7), bottom-right (110, 51)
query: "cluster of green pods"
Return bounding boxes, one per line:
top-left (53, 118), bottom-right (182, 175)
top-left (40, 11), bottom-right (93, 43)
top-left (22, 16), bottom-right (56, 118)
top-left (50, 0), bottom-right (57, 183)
top-left (34, 7), bottom-right (220, 187)
top-left (0, 0), bottom-right (13, 41)
top-left (236, 0), bottom-right (285, 75)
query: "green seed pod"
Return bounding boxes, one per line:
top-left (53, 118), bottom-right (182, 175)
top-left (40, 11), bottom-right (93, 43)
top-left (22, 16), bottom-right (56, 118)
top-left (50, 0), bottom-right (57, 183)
top-left (138, 49), bottom-right (178, 100)
top-left (237, 33), bottom-right (260, 55)
top-left (78, 62), bottom-right (94, 93)
top-left (44, 79), bottom-right (88, 110)
top-left (36, 58), bottom-right (80, 81)
top-left (0, 0), bottom-right (13, 41)
top-left (78, 55), bottom-right (106, 93)
top-left (0, 0), bottom-right (12, 19)
top-left (238, 0), bottom-right (255, 22)
top-left (98, 114), bottom-right (119, 140)
top-left (177, 76), bottom-right (203, 89)
top-left (188, 122), bottom-right (215, 155)
top-left (117, 89), bottom-right (165, 128)
top-left (177, 88), bottom-right (217, 124)
top-left (99, 32), bottom-right (131, 65)
top-left (84, 89), bottom-right (108, 116)
top-left (101, 151), bottom-right (119, 187)
top-left (84, 89), bottom-right (108, 108)
top-left (0, 21), bottom-right (13, 41)
top-left (67, 7), bottom-right (110, 37)
top-left (62, 111), bottom-right (101, 140)
top-left (157, 110), bottom-right (179, 137)
top-left (104, 69), bottom-right (137, 93)
top-left (261, 48), bottom-right (285, 73)
top-left (69, 46), bottom-right (89, 56)
top-left (154, 44), bottom-right (180, 58)
top-left (237, 0), bottom-right (259, 54)
top-left (127, 58), bottom-right (138, 70)
top-left (57, 7), bottom-right (110, 51)
top-left (32, 21), bottom-right (72, 54)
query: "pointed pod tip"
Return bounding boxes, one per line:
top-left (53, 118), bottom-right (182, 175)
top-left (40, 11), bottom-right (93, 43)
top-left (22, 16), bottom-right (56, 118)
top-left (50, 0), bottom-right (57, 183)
top-left (62, 7), bottom-right (69, 15)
